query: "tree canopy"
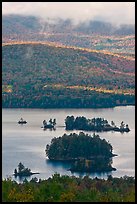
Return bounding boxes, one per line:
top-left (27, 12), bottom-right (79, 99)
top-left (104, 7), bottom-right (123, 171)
top-left (2, 173), bottom-right (135, 202)
top-left (45, 132), bottom-right (113, 161)
top-left (65, 116), bottom-right (130, 132)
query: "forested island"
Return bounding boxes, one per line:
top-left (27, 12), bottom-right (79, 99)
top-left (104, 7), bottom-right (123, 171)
top-left (42, 118), bottom-right (56, 130)
top-left (14, 162), bottom-right (39, 177)
top-left (2, 173), bottom-right (135, 202)
top-left (65, 116), bottom-right (130, 132)
top-left (45, 132), bottom-right (116, 172)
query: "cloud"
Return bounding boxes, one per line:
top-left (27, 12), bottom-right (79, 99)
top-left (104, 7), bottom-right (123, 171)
top-left (2, 2), bottom-right (135, 25)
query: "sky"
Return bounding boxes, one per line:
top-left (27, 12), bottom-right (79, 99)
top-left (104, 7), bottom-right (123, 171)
top-left (2, 2), bottom-right (135, 25)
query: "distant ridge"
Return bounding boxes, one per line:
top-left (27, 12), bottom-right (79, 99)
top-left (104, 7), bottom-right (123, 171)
top-left (2, 14), bottom-right (135, 37)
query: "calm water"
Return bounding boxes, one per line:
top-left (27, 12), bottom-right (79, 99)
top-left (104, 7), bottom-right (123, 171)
top-left (2, 106), bottom-right (135, 182)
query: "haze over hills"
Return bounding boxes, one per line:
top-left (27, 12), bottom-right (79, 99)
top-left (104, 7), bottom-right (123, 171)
top-left (2, 15), bottom-right (135, 36)
top-left (2, 15), bottom-right (135, 52)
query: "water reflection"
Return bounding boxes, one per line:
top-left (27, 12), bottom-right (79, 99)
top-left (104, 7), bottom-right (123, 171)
top-left (43, 127), bottom-right (56, 131)
top-left (14, 175), bottom-right (32, 183)
top-left (81, 171), bottom-right (112, 179)
top-left (2, 107), bottom-right (135, 181)
top-left (45, 158), bottom-right (114, 180)
top-left (45, 159), bottom-right (71, 170)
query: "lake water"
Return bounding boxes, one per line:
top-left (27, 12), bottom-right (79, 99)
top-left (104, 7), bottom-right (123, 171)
top-left (2, 106), bottom-right (135, 182)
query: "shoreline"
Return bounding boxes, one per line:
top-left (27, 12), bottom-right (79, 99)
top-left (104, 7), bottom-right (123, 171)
top-left (2, 105), bottom-right (135, 110)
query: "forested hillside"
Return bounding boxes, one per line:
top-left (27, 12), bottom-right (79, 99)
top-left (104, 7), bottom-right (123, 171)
top-left (2, 42), bottom-right (135, 108)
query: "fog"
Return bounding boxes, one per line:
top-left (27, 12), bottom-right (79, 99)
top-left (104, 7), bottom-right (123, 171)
top-left (2, 2), bottom-right (135, 26)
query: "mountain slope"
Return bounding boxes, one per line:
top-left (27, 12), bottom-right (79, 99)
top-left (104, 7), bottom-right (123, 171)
top-left (2, 42), bottom-right (135, 108)
top-left (2, 42), bottom-right (135, 88)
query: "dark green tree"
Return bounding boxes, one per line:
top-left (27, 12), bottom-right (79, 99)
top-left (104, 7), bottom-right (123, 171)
top-left (65, 116), bottom-right (75, 130)
top-left (18, 162), bottom-right (25, 173)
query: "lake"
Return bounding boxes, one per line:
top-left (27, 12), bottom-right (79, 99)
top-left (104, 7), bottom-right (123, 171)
top-left (2, 106), bottom-right (135, 182)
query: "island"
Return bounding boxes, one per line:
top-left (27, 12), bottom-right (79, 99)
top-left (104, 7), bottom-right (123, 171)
top-left (42, 118), bottom-right (56, 130)
top-left (13, 162), bottom-right (39, 177)
top-left (65, 116), bottom-right (130, 132)
top-left (45, 132), bottom-right (117, 173)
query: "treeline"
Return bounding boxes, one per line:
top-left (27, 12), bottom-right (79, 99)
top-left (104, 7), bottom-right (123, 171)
top-left (2, 173), bottom-right (135, 202)
top-left (2, 86), bottom-right (135, 108)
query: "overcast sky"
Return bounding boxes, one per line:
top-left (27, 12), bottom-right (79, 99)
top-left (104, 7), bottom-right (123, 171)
top-left (2, 2), bottom-right (135, 25)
